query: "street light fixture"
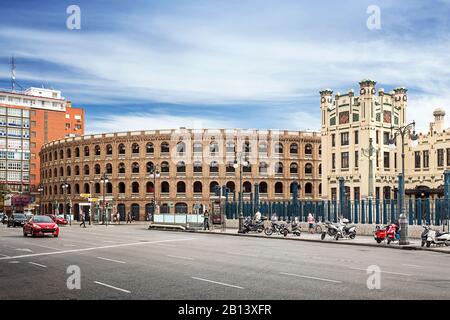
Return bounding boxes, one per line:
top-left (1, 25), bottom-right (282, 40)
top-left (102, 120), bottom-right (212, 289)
top-left (389, 121), bottom-right (419, 245)
top-left (149, 164), bottom-right (160, 223)
top-left (37, 186), bottom-right (43, 215)
top-left (100, 173), bottom-right (109, 227)
top-left (233, 152), bottom-right (249, 232)
top-left (62, 179), bottom-right (71, 226)
top-left (360, 138), bottom-right (378, 201)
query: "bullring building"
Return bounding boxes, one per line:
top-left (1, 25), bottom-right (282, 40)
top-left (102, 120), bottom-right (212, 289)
top-left (40, 128), bottom-right (321, 220)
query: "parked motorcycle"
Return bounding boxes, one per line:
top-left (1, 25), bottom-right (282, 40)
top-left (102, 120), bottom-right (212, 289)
top-left (421, 226), bottom-right (430, 247)
top-left (321, 221), bottom-right (340, 240)
top-left (321, 219), bottom-right (356, 240)
top-left (280, 221), bottom-right (301, 237)
top-left (241, 217), bottom-right (265, 234)
top-left (374, 223), bottom-right (400, 244)
top-left (426, 228), bottom-right (450, 247)
top-left (264, 220), bottom-right (285, 236)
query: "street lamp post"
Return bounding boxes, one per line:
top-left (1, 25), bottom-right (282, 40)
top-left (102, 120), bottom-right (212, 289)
top-left (361, 137), bottom-right (377, 200)
top-left (389, 121), bottom-right (419, 245)
top-left (149, 164), bottom-right (160, 223)
top-left (233, 152), bottom-right (249, 233)
top-left (37, 186), bottom-right (43, 215)
top-left (62, 179), bottom-right (70, 226)
top-left (100, 173), bottom-right (109, 227)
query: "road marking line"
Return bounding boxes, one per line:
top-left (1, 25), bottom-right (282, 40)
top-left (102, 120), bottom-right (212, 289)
top-left (102, 240), bottom-right (118, 243)
top-left (9, 261), bottom-right (19, 264)
top-left (25, 243), bottom-right (61, 251)
top-left (226, 252), bottom-right (258, 258)
top-left (97, 257), bottom-right (126, 264)
top-left (280, 272), bottom-right (342, 283)
top-left (349, 267), bottom-right (411, 276)
top-left (28, 262), bottom-right (47, 268)
top-left (63, 244), bottom-right (77, 247)
top-left (0, 238), bottom-right (194, 261)
top-left (191, 277), bottom-right (244, 289)
top-left (94, 281), bottom-right (131, 294)
top-left (166, 255), bottom-right (194, 261)
top-left (0, 254), bottom-right (9, 257)
top-left (402, 264), bottom-right (423, 268)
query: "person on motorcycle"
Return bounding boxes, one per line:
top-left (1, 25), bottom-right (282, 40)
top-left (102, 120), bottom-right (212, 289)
top-left (254, 211), bottom-right (262, 222)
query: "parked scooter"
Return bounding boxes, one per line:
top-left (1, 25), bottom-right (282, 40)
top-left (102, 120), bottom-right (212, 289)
top-left (321, 219), bottom-right (356, 240)
top-left (374, 223), bottom-right (400, 244)
top-left (280, 220), bottom-right (301, 237)
top-left (426, 228), bottom-right (450, 247)
top-left (241, 217), bottom-right (265, 234)
top-left (321, 221), bottom-right (340, 240)
top-left (421, 226), bottom-right (430, 247)
top-left (264, 220), bottom-right (285, 236)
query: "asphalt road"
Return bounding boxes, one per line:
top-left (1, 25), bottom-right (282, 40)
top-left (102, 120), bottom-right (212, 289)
top-left (1, 222), bottom-right (450, 300)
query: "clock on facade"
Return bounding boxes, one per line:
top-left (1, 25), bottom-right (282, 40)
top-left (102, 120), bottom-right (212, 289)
top-left (321, 97), bottom-right (326, 103)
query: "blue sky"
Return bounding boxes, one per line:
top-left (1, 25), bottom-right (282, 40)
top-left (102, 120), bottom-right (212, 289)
top-left (0, 0), bottom-right (449, 133)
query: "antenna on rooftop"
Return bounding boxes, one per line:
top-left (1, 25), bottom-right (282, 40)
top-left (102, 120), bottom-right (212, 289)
top-left (10, 56), bottom-right (23, 92)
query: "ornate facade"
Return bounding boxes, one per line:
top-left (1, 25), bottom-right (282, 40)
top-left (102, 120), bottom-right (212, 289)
top-left (40, 128), bottom-right (321, 220)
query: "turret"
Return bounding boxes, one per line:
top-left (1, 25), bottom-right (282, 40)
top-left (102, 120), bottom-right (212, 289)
top-left (359, 79), bottom-right (377, 122)
top-left (320, 89), bottom-right (333, 128)
top-left (393, 86), bottom-right (407, 125)
top-left (433, 108), bottom-right (446, 133)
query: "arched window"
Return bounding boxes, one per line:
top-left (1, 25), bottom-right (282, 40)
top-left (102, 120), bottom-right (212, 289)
top-left (176, 161), bottom-right (186, 173)
top-left (226, 142), bottom-right (235, 153)
top-left (59, 167), bottom-right (63, 176)
top-left (131, 182), bottom-right (139, 193)
top-left (118, 182), bottom-right (125, 194)
top-left (210, 161), bottom-right (219, 173)
top-left (161, 161), bottom-right (169, 173)
top-left (75, 147), bottom-right (80, 158)
top-left (209, 181), bottom-right (219, 193)
top-left (305, 163), bottom-right (313, 174)
top-left (95, 145), bottom-right (100, 156)
top-left (161, 181), bottom-right (170, 193)
top-left (94, 164), bottom-right (101, 175)
top-left (146, 162), bottom-right (154, 173)
top-left (84, 146), bottom-right (90, 157)
top-left (193, 181), bottom-right (202, 193)
top-left (290, 162), bottom-right (298, 174)
top-left (66, 184), bottom-right (71, 195)
top-left (106, 182), bottom-right (112, 194)
top-left (305, 144), bottom-right (313, 155)
top-left (59, 149), bottom-right (64, 159)
top-left (243, 181), bottom-right (252, 193)
top-left (275, 182), bottom-right (283, 194)
top-left (193, 161), bottom-right (202, 173)
top-left (193, 142), bottom-right (203, 153)
top-left (75, 165), bottom-right (80, 176)
top-left (176, 142), bottom-right (186, 155)
top-left (66, 166), bottom-right (71, 176)
top-left (84, 183), bottom-right (90, 194)
top-left (175, 203), bottom-right (188, 214)
top-left (132, 143), bottom-right (140, 154)
top-left (274, 142), bottom-right (283, 154)
top-left (319, 164), bottom-right (322, 175)
top-left (177, 181), bottom-right (186, 193)
top-left (132, 162), bottom-right (139, 174)
top-left (54, 151), bottom-right (57, 160)
top-left (118, 163), bottom-right (125, 174)
top-left (118, 144), bottom-right (126, 155)
top-left (146, 142), bottom-right (154, 154)
top-left (210, 142), bottom-right (219, 155)
top-left (161, 142), bottom-right (170, 153)
top-left (243, 162), bottom-right (251, 173)
top-left (290, 182), bottom-right (298, 194)
top-left (48, 152), bottom-right (52, 161)
top-left (48, 169), bottom-right (52, 178)
top-left (106, 144), bottom-right (113, 155)
top-left (226, 161), bottom-right (235, 173)
top-left (146, 182), bottom-right (154, 193)
top-left (319, 183), bottom-right (322, 195)
top-left (95, 183), bottom-right (100, 194)
top-left (226, 181), bottom-right (235, 193)
top-left (258, 142), bottom-right (267, 154)
top-left (305, 183), bottom-right (313, 194)
top-left (54, 168), bottom-right (57, 177)
top-left (106, 163), bottom-right (112, 174)
top-left (75, 183), bottom-right (80, 194)
top-left (259, 162), bottom-right (268, 174)
top-left (66, 148), bottom-right (71, 158)
top-left (259, 182), bottom-right (268, 193)
top-left (290, 143), bottom-right (298, 154)
top-left (319, 144), bottom-right (322, 156)
top-left (275, 162), bottom-right (283, 174)
top-left (84, 165), bottom-right (90, 175)
top-left (242, 140), bottom-right (251, 153)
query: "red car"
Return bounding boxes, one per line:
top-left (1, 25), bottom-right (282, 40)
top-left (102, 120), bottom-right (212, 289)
top-left (23, 215), bottom-right (59, 237)
top-left (47, 214), bottom-right (68, 225)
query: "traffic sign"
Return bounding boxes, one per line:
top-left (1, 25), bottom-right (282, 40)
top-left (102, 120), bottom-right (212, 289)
top-left (89, 198), bottom-right (99, 202)
top-left (80, 193), bottom-right (91, 198)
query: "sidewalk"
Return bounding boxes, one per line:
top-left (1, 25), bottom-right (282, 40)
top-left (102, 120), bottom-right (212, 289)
top-left (178, 226), bottom-right (450, 254)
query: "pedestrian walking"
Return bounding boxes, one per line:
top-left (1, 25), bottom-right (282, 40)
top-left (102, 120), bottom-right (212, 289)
top-left (203, 209), bottom-right (210, 230)
top-left (307, 213), bottom-right (315, 234)
top-left (116, 212), bottom-right (120, 225)
top-left (80, 212), bottom-right (86, 228)
top-left (126, 211), bottom-right (131, 224)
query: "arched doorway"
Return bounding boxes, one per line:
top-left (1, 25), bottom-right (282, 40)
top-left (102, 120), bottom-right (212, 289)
top-left (117, 203), bottom-right (126, 221)
top-left (131, 203), bottom-right (140, 221)
top-left (73, 203), bottom-right (80, 221)
top-left (175, 202), bottom-right (188, 214)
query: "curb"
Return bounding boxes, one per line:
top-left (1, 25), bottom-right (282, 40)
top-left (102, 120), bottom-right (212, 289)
top-left (148, 227), bottom-right (450, 255)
